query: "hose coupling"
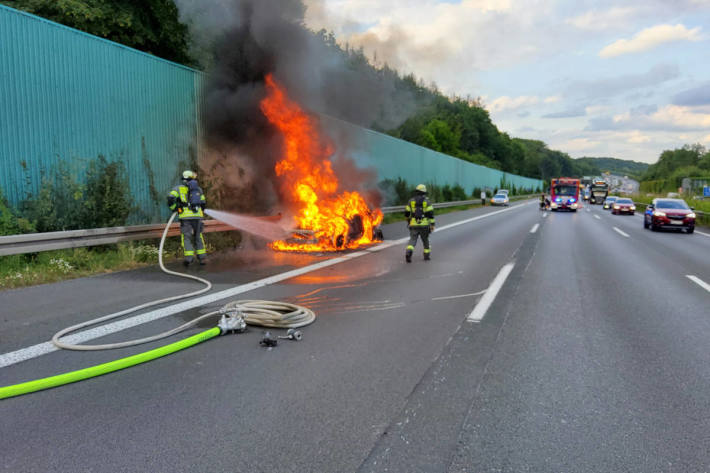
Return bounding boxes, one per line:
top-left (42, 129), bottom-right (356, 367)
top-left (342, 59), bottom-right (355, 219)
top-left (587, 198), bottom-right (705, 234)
top-left (218, 308), bottom-right (247, 334)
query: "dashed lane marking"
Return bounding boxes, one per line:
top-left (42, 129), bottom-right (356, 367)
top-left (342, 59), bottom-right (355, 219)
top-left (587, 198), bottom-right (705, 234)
top-left (613, 227), bottom-right (630, 238)
top-left (530, 223), bottom-right (540, 233)
top-left (0, 202), bottom-right (532, 369)
top-left (432, 290), bottom-right (487, 301)
top-left (686, 275), bottom-right (710, 293)
top-left (594, 215), bottom-right (601, 220)
top-left (467, 262), bottom-right (515, 323)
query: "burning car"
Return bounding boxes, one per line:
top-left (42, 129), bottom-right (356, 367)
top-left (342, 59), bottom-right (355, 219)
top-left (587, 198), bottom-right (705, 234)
top-left (260, 74), bottom-right (384, 252)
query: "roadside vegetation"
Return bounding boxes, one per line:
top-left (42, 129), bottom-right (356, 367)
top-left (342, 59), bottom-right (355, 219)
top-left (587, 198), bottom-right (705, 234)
top-left (639, 144), bottom-right (710, 194)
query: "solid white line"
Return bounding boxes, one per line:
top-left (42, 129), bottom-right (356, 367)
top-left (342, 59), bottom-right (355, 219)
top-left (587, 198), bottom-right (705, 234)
top-left (467, 262), bottom-right (515, 323)
top-left (0, 202), bottom-right (531, 368)
top-left (530, 223), bottom-right (540, 234)
top-left (432, 290), bottom-right (487, 301)
top-left (613, 227), bottom-right (630, 238)
top-left (686, 275), bottom-right (710, 293)
top-left (594, 215), bottom-right (601, 220)
top-left (696, 230), bottom-right (710, 238)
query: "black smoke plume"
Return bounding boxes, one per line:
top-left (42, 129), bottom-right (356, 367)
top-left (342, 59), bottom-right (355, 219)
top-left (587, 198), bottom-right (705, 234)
top-left (176, 0), bottom-right (416, 214)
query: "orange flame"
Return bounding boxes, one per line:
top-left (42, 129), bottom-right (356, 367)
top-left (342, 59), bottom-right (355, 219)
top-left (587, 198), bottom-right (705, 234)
top-left (260, 74), bottom-right (383, 252)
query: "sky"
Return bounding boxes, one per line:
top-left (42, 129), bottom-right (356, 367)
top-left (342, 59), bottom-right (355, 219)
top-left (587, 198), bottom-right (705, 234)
top-left (304, 0), bottom-right (710, 163)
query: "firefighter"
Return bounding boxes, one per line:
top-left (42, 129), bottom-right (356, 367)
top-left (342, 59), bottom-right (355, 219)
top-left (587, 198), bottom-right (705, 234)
top-left (167, 170), bottom-right (207, 266)
top-left (404, 184), bottom-right (435, 263)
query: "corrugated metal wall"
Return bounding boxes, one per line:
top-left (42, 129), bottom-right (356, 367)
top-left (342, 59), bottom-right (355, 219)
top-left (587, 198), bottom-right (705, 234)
top-left (0, 4), bottom-right (541, 227)
top-left (0, 5), bottom-right (202, 222)
top-left (324, 116), bottom-right (543, 195)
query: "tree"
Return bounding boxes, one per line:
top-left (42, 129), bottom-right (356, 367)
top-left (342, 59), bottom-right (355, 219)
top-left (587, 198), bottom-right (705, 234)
top-left (2, 0), bottom-right (193, 65)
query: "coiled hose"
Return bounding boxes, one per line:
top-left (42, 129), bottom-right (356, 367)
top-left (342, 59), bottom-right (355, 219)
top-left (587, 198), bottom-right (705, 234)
top-left (52, 212), bottom-right (315, 351)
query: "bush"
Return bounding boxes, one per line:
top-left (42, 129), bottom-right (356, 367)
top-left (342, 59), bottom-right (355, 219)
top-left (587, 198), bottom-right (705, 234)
top-left (19, 155), bottom-right (133, 232)
top-left (0, 188), bottom-right (35, 236)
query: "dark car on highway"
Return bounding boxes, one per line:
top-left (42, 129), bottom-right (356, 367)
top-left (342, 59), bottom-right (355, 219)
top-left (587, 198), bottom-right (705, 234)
top-left (644, 198), bottom-right (696, 233)
top-left (612, 198), bottom-right (636, 215)
top-left (602, 196), bottom-right (617, 210)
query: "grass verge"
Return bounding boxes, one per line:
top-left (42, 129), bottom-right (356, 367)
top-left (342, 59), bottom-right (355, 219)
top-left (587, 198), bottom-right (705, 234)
top-left (0, 231), bottom-right (242, 291)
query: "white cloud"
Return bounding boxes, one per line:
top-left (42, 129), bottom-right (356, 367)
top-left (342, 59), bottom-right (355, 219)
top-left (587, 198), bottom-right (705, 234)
top-left (599, 24), bottom-right (703, 58)
top-left (557, 137), bottom-right (600, 152)
top-left (585, 105), bottom-right (611, 115)
top-left (567, 7), bottom-right (638, 31)
top-left (488, 95), bottom-right (540, 112)
top-left (544, 95), bottom-right (561, 103)
top-left (625, 131), bottom-right (651, 143)
top-left (649, 104), bottom-right (710, 129)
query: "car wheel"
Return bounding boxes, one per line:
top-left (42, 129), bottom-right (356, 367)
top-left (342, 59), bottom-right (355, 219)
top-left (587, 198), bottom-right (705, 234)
top-left (687, 226), bottom-right (694, 234)
top-left (643, 216), bottom-right (649, 229)
top-left (650, 221), bottom-right (658, 231)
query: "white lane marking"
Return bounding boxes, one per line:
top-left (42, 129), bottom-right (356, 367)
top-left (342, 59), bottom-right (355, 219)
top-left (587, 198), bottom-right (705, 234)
top-left (467, 262), bottom-right (515, 323)
top-left (542, 212), bottom-right (548, 218)
top-left (686, 275), bottom-right (710, 293)
top-left (613, 227), bottom-right (630, 238)
top-left (530, 223), bottom-right (540, 234)
top-left (0, 202), bottom-right (531, 368)
top-left (594, 215), bottom-right (601, 220)
top-left (432, 290), bottom-right (487, 301)
top-left (696, 230), bottom-right (710, 238)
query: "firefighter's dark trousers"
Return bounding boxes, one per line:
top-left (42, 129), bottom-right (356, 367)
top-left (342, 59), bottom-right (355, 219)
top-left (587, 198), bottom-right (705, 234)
top-left (180, 219), bottom-right (206, 262)
top-left (406, 226), bottom-right (431, 255)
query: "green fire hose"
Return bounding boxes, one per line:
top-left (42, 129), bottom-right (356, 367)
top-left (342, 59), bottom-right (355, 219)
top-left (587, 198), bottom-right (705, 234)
top-left (0, 328), bottom-right (220, 400)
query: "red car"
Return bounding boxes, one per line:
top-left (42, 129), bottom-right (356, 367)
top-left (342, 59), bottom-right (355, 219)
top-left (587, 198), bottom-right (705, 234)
top-left (643, 198), bottom-right (696, 233)
top-left (612, 198), bottom-right (636, 215)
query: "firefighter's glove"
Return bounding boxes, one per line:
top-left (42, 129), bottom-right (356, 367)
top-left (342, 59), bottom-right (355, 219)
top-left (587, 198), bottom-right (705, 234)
top-left (429, 225), bottom-right (435, 233)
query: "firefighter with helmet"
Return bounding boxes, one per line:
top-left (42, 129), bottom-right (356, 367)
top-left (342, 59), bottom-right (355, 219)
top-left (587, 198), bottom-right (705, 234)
top-left (404, 184), bottom-right (435, 263)
top-left (167, 170), bottom-right (207, 266)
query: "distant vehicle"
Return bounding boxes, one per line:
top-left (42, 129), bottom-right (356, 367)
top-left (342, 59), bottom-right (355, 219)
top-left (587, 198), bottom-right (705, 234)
top-left (603, 196), bottom-right (617, 209)
top-left (612, 198), bottom-right (636, 215)
top-left (583, 188), bottom-right (590, 201)
top-left (644, 198), bottom-right (696, 233)
top-left (589, 181), bottom-right (609, 204)
top-left (496, 189), bottom-right (509, 196)
top-left (491, 193), bottom-right (509, 206)
top-left (550, 177), bottom-right (580, 211)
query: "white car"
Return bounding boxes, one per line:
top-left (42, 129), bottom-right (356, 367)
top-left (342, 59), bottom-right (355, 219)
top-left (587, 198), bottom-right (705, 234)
top-left (491, 193), bottom-right (509, 206)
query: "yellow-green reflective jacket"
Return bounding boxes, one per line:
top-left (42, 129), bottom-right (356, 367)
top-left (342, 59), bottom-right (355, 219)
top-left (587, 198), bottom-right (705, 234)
top-left (404, 196), bottom-right (435, 227)
top-left (168, 184), bottom-right (205, 219)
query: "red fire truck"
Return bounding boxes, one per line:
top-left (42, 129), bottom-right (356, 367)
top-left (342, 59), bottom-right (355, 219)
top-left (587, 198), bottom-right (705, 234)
top-left (550, 177), bottom-right (580, 212)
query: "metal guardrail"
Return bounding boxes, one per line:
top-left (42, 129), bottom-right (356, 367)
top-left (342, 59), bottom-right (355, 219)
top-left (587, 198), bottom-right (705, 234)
top-left (0, 220), bottom-right (234, 256)
top-left (1, 196), bottom-right (535, 256)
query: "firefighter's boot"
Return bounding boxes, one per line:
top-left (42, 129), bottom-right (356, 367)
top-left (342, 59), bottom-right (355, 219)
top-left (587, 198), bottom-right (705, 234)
top-left (405, 249), bottom-right (412, 263)
top-left (424, 252), bottom-right (431, 261)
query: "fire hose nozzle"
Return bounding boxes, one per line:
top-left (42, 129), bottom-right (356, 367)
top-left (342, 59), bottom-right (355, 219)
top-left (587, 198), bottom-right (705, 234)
top-left (278, 328), bottom-right (303, 341)
top-left (260, 331), bottom-right (278, 347)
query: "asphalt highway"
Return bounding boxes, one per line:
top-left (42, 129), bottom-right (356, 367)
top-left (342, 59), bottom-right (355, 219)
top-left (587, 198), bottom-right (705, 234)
top-left (1, 200), bottom-right (709, 472)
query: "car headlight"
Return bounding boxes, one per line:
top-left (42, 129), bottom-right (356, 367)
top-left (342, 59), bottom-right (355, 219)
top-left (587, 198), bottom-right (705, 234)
top-left (630, 206), bottom-right (636, 210)
top-left (687, 212), bottom-right (696, 219)
top-left (613, 205), bottom-right (620, 209)
top-left (555, 197), bottom-right (562, 203)
top-left (653, 210), bottom-right (666, 217)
